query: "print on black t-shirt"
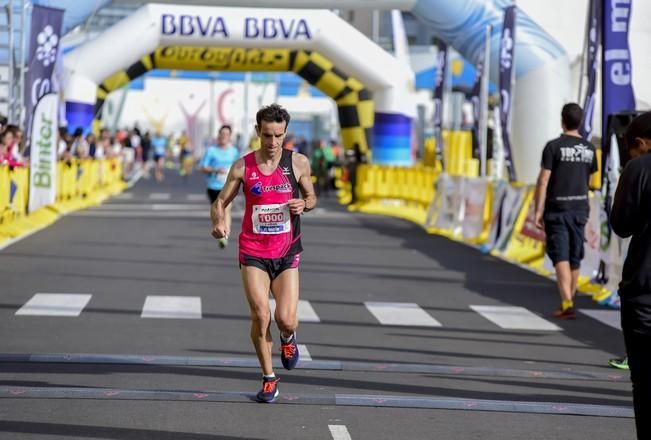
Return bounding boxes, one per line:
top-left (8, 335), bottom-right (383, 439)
top-left (541, 134), bottom-right (598, 212)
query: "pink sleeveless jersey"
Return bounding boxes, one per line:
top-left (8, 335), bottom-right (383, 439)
top-left (239, 149), bottom-right (303, 259)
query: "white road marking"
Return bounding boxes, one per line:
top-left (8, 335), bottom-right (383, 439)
top-left (186, 194), bottom-right (207, 201)
top-left (141, 296), bottom-right (202, 319)
top-left (580, 309), bottom-right (621, 330)
top-left (269, 299), bottom-right (320, 323)
top-left (148, 193), bottom-right (171, 200)
top-left (329, 425), bottom-right (352, 440)
top-left (15, 294), bottom-right (92, 317)
top-left (114, 193), bottom-right (134, 200)
top-left (364, 302), bottom-right (442, 327)
top-left (471, 305), bottom-right (561, 331)
top-left (297, 344), bottom-right (312, 361)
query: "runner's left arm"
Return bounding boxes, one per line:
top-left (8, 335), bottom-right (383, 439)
top-left (288, 153), bottom-right (317, 215)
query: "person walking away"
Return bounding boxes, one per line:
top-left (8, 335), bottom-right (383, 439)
top-left (201, 125), bottom-right (239, 248)
top-left (610, 111), bottom-right (651, 440)
top-left (534, 103), bottom-right (598, 319)
top-left (210, 104), bottom-right (317, 402)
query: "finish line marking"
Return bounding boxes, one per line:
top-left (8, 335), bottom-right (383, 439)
top-left (0, 386), bottom-right (633, 418)
top-left (0, 353), bottom-right (627, 382)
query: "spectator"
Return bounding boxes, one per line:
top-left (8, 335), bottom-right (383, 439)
top-left (57, 127), bottom-right (69, 160)
top-left (610, 111), bottom-right (651, 440)
top-left (70, 127), bottom-right (89, 158)
top-left (87, 133), bottom-right (98, 158)
top-left (5, 124), bottom-right (24, 165)
top-left (0, 129), bottom-right (23, 167)
top-left (283, 134), bottom-right (296, 152)
top-left (311, 139), bottom-right (334, 196)
top-left (295, 135), bottom-right (307, 155)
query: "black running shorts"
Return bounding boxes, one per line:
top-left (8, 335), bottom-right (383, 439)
top-left (239, 253), bottom-right (300, 280)
top-left (544, 210), bottom-right (588, 270)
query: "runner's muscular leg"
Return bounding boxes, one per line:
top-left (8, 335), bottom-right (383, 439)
top-left (270, 268), bottom-right (300, 337)
top-left (241, 266), bottom-right (273, 375)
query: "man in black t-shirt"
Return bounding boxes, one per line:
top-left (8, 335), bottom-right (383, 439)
top-left (610, 112), bottom-right (651, 440)
top-left (534, 103), bottom-right (598, 319)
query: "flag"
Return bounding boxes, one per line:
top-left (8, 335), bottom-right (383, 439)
top-left (470, 59), bottom-right (483, 161)
top-left (433, 43), bottom-right (447, 168)
top-left (24, 5), bottom-right (64, 141)
top-left (601, 0), bottom-right (635, 153)
top-left (28, 93), bottom-right (59, 213)
top-left (579, 0), bottom-right (601, 140)
top-left (499, 5), bottom-right (517, 181)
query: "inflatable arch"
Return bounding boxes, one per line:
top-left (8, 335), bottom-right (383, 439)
top-left (93, 48), bottom-right (374, 159)
top-left (64, 4), bottom-right (416, 165)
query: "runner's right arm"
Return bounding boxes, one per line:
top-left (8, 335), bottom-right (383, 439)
top-left (210, 158), bottom-right (244, 239)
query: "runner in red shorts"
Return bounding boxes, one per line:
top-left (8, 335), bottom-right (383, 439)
top-left (210, 104), bottom-right (317, 403)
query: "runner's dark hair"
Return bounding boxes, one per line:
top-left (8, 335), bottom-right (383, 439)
top-left (256, 104), bottom-right (290, 130)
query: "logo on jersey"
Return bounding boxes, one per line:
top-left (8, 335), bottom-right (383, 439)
top-left (281, 166), bottom-right (291, 175)
top-left (560, 144), bottom-right (594, 163)
top-left (250, 181), bottom-right (291, 195)
top-left (250, 181), bottom-right (263, 195)
top-left (263, 183), bottom-right (292, 193)
top-left (249, 171), bottom-right (259, 180)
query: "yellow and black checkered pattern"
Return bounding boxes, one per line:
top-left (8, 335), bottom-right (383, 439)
top-left (94, 47), bottom-right (373, 155)
top-left (94, 54), bottom-right (155, 133)
top-left (288, 50), bottom-right (373, 157)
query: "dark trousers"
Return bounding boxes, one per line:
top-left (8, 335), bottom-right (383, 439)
top-left (621, 298), bottom-right (651, 439)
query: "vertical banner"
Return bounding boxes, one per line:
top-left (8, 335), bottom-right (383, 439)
top-left (24, 6), bottom-right (64, 140)
top-left (28, 93), bottom-right (59, 213)
top-left (499, 5), bottom-right (517, 182)
top-left (433, 43), bottom-right (447, 168)
top-left (579, 0), bottom-right (601, 140)
top-left (470, 60), bottom-right (483, 161)
top-left (601, 0), bottom-right (635, 144)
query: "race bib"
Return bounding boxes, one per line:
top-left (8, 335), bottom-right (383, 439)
top-left (252, 203), bottom-right (291, 234)
top-left (216, 169), bottom-right (228, 185)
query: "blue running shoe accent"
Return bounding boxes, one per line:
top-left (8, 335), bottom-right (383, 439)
top-left (280, 334), bottom-right (299, 370)
top-left (256, 376), bottom-right (280, 403)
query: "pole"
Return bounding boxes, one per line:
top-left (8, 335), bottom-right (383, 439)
top-left (242, 71), bottom-right (251, 150)
top-left (509, 2), bottom-right (517, 161)
top-left (577, 0), bottom-right (591, 102)
top-left (479, 25), bottom-right (491, 178)
top-left (18, 0), bottom-right (28, 126)
top-left (208, 76), bottom-right (215, 143)
top-left (372, 10), bottom-right (380, 43)
top-left (7, 4), bottom-right (14, 123)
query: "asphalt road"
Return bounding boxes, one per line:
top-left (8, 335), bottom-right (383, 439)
top-left (0, 169), bottom-right (636, 439)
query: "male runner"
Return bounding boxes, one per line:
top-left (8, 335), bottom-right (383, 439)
top-left (210, 104), bottom-right (317, 403)
top-left (201, 125), bottom-right (239, 248)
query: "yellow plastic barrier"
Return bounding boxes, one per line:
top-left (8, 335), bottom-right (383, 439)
top-left (0, 165), bottom-right (9, 223)
top-left (590, 148), bottom-right (602, 190)
top-left (1, 158), bottom-right (127, 246)
top-left (8, 167), bottom-right (29, 218)
top-left (500, 186), bottom-right (546, 264)
top-left (349, 163), bottom-right (438, 225)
